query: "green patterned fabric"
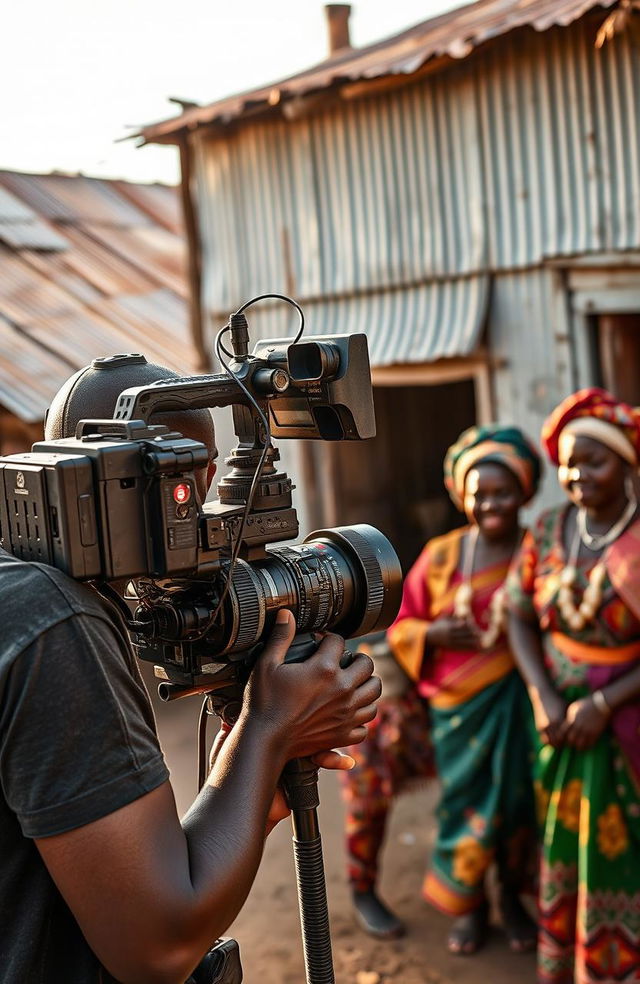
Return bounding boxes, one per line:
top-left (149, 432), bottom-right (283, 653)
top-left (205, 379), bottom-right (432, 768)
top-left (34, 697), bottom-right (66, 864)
top-left (423, 671), bottom-right (536, 914)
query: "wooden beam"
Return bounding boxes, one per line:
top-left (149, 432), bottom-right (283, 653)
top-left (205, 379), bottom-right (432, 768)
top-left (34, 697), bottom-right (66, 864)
top-left (178, 134), bottom-right (210, 372)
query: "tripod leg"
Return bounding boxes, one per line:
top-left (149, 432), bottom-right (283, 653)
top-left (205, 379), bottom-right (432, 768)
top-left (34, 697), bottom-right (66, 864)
top-left (283, 758), bottom-right (335, 984)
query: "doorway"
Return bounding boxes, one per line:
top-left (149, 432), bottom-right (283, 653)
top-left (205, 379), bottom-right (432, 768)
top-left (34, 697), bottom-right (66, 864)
top-left (588, 313), bottom-right (640, 405)
top-left (302, 378), bottom-right (477, 572)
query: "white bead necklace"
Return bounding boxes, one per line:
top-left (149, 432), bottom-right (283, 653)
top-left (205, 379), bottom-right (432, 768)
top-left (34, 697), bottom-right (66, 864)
top-left (453, 526), bottom-right (512, 650)
top-left (560, 499), bottom-right (637, 631)
top-left (577, 497), bottom-right (637, 551)
top-left (558, 534), bottom-right (607, 633)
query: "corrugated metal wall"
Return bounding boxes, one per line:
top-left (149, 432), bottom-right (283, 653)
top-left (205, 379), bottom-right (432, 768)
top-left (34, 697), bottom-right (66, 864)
top-left (477, 19), bottom-right (640, 267)
top-left (191, 13), bottom-right (640, 523)
top-left (489, 267), bottom-right (575, 509)
top-left (194, 15), bottom-right (640, 339)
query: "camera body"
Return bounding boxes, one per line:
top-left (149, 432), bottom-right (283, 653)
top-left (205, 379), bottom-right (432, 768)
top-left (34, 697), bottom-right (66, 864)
top-left (0, 328), bottom-right (401, 696)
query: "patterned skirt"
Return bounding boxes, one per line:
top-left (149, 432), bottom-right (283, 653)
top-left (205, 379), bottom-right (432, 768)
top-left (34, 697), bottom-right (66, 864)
top-left (535, 686), bottom-right (640, 984)
top-left (423, 670), bottom-right (537, 915)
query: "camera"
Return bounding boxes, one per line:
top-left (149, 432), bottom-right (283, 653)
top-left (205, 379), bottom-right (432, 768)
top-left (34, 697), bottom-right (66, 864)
top-left (0, 313), bottom-right (402, 700)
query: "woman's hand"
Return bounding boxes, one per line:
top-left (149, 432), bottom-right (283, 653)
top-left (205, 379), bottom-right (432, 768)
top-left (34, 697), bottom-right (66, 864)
top-left (529, 686), bottom-right (567, 747)
top-left (563, 697), bottom-right (609, 751)
top-left (426, 616), bottom-right (481, 651)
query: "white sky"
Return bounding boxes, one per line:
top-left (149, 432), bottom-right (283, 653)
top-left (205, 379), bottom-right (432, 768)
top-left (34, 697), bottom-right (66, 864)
top-left (1, 0), bottom-right (459, 185)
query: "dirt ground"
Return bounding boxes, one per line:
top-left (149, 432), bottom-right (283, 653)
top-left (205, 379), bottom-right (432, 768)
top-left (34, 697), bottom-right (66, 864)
top-left (146, 667), bottom-right (537, 984)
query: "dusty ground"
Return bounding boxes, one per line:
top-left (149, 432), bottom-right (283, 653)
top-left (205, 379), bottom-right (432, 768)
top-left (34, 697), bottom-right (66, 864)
top-left (146, 667), bottom-right (536, 984)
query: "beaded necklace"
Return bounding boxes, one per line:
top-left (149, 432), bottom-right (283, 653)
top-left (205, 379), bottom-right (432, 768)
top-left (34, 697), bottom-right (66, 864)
top-left (559, 500), bottom-right (637, 631)
top-left (453, 526), bottom-right (516, 650)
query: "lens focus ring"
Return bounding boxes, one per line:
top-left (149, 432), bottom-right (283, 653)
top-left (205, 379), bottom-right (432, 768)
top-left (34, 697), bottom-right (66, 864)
top-left (228, 561), bottom-right (265, 651)
top-left (332, 527), bottom-right (385, 620)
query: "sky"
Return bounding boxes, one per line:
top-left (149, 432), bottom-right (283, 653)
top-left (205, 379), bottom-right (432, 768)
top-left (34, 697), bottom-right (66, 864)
top-left (1, 0), bottom-right (459, 185)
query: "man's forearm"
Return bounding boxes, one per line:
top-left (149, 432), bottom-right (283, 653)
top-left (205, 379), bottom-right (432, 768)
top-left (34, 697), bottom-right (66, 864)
top-left (179, 713), bottom-right (287, 946)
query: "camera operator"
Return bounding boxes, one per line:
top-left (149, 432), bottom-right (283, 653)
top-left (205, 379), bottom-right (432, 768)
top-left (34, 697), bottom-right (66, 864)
top-left (0, 356), bottom-right (381, 984)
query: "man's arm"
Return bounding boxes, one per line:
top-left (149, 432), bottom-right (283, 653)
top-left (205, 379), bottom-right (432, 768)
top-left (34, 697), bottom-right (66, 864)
top-left (35, 611), bottom-right (379, 984)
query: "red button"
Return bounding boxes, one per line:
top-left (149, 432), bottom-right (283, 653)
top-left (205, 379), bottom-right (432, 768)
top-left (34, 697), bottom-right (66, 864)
top-left (173, 483), bottom-right (191, 504)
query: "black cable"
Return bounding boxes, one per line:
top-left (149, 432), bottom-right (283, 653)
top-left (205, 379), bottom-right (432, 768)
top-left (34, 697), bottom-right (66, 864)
top-left (204, 293), bottom-right (305, 631)
top-left (234, 292), bottom-right (305, 345)
top-left (197, 696), bottom-right (210, 791)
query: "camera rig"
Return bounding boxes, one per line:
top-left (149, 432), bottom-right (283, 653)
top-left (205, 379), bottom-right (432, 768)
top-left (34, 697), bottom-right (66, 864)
top-left (0, 307), bottom-right (399, 700)
top-left (0, 297), bottom-right (403, 984)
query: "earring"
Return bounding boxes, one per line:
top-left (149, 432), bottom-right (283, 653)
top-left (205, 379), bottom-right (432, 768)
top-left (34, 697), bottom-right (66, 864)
top-left (625, 473), bottom-right (638, 506)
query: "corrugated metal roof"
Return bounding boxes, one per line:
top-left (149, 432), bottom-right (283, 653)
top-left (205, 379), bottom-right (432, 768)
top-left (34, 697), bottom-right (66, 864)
top-left (195, 10), bottom-right (640, 323)
top-left (242, 276), bottom-right (489, 367)
top-left (140, 0), bottom-right (617, 142)
top-left (0, 173), bottom-right (197, 422)
top-left (84, 224), bottom-right (187, 297)
top-left (0, 185), bottom-right (69, 251)
top-left (0, 315), bottom-right (75, 423)
top-left (0, 171), bottom-right (151, 226)
top-left (113, 180), bottom-right (184, 235)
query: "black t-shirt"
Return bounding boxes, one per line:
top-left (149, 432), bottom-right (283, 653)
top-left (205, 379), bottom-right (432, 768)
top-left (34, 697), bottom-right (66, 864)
top-left (0, 549), bottom-right (170, 982)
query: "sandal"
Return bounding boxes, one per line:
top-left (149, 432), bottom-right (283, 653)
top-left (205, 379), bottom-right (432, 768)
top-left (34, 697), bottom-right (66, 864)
top-left (447, 901), bottom-right (489, 956)
top-left (352, 889), bottom-right (406, 940)
top-left (499, 890), bottom-right (537, 954)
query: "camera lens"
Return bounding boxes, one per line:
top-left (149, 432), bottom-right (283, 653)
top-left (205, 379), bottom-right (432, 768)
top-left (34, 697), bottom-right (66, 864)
top-left (218, 524), bottom-right (402, 654)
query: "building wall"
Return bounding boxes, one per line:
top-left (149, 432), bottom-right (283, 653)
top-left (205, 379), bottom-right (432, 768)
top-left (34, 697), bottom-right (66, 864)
top-left (189, 13), bottom-right (640, 529)
top-left (192, 15), bottom-right (640, 332)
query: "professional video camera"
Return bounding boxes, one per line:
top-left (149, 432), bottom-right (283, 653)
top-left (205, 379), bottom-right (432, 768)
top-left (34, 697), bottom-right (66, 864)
top-left (0, 296), bottom-right (402, 984)
top-left (0, 301), bottom-right (401, 707)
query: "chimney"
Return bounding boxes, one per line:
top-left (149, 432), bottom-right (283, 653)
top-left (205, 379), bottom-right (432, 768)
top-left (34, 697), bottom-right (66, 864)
top-left (324, 4), bottom-right (351, 56)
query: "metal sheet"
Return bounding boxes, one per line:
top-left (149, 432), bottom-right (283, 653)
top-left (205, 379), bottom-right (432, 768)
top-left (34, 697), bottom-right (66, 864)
top-left (196, 10), bottom-right (640, 326)
top-left (195, 77), bottom-right (485, 310)
top-left (0, 186), bottom-right (69, 251)
top-left (488, 267), bottom-right (575, 509)
top-left (0, 250), bottom-right (196, 375)
top-left (476, 16), bottom-right (640, 264)
top-left (84, 224), bottom-right (187, 297)
top-left (0, 219), bottom-right (69, 251)
top-left (113, 180), bottom-right (184, 235)
top-left (42, 225), bottom-right (161, 297)
top-left (0, 170), bottom-right (196, 421)
top-left (0, 171), bottom-right (151, 227)
top-left (0, 316), bottom-right (74, 422)
top-left (140, 0), bottom-right (617, 141)
top-left (238, 275), bottom-right (489, 367)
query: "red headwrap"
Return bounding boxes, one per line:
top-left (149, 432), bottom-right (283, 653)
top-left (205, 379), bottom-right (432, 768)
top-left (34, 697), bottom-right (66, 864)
top-left (541, 388), bottom-right (640, 466)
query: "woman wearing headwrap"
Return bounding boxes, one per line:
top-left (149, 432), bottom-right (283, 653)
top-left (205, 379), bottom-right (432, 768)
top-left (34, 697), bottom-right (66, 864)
top-left (388, 424), bottom-right (541, 956)
top-left (507, 388), bottom-right (640, 984)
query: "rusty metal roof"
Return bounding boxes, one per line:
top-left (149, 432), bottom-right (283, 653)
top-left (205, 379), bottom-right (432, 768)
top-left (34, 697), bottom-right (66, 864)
top-left (0, 184), bottom-right (69, 251)
top-left (0, 171), bottom-right (150, 226)
top-left (140, 0), bottom-right (617, 143)
top-left (113, 180), bottom-right (184, 235)
top-left (0, 172), bottom-right (197, 423)
top-left (0, 314), bottom-right (74, 422)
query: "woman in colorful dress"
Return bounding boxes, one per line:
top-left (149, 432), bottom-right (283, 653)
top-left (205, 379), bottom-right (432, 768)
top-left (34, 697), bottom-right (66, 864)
top-left (507, 388), bottom-right (640, 984)
top-left (388, 425), bottom-right (541, 956)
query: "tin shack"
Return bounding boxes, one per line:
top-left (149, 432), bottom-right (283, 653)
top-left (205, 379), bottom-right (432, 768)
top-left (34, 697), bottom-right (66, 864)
top-left (140, 0), bottom-right (640, 568)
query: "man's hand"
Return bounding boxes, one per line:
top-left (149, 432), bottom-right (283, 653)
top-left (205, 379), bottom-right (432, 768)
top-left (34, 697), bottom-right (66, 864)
top-left (243, 609), bottom-right (381, 764)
